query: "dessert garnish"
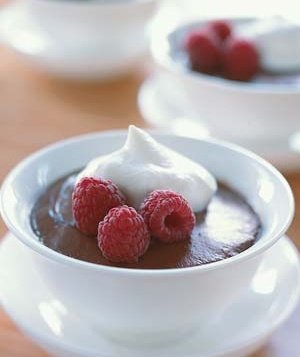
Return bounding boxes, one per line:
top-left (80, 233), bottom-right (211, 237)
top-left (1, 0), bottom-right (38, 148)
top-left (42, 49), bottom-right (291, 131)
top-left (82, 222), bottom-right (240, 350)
top-left (236, 17), bottom-right (300, 73)
top-left (77, 125), bottom-right (217, 212)
top-left (184, 27), bottom-right (223, 74)
top-left (71, 126), bottom-right (216, 262)
top-left (223, 37), bottom-right (259, 81)
top-left (209, 20), bottom-right (231, 41)
top-left (72, 177), bottom-right (126, 236)
top-left (184, 19), bottom-right (260, 81)
top-left (98, 205), bottom-right (150, 263)
top-left (140, 190), bottom-right (195, 243)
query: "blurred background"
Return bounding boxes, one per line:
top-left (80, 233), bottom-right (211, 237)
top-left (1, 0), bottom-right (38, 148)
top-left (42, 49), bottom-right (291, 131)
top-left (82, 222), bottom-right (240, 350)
top-left (0, 0), bottom-right (299, 356)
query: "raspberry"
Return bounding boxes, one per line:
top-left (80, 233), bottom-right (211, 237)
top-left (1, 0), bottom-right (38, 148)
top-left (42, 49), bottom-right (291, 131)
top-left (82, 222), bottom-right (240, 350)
top-left (223, 37), bottom-right (259, 81)
top-left (209, 20), bottom-right (232, 42)
top-left (72, 177), bottom-right (126, 236)
top-left (140, 190), bottom-right (196, 243)
top-left (184, 29), bottom-right (222, 74)
top-left (98, 206), bottom-right (150, 263)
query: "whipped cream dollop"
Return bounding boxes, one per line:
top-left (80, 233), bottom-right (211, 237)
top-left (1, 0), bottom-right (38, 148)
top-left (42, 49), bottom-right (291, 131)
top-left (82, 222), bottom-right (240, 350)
top-left (237, 17), bottom-right (300, 73)
top-left (77, 126), bottom-right (217, 211)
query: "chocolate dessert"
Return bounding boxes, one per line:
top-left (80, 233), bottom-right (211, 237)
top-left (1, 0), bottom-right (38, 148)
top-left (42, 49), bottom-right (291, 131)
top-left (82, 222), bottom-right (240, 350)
top-left (30, 172), bottom-right (261, 269)
top-left (175, 19), bottom-right (300, 84)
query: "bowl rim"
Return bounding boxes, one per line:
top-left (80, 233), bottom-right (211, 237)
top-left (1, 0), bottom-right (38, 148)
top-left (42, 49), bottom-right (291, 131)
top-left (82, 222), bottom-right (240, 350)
top-left (0, 129), bottom-right (295, 276)
top-left (28, 0), bottom-right (157, 10)
top-left (151, 16), bottom-right (300, 94)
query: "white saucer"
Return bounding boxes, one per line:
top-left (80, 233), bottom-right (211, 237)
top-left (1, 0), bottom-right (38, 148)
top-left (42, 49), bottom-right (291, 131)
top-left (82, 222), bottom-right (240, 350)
top-left (0, 233), bottom-right (299, 357)
top-left (138, 74), bottom-right (300, 172)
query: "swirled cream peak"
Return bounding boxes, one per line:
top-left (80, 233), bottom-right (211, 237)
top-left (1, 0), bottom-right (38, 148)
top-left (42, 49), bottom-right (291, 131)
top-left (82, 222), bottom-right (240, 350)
top-left (77, 126), bottom-right (217, 211)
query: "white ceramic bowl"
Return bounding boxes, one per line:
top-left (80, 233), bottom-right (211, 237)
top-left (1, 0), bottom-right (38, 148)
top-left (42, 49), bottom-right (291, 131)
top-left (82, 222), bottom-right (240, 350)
top-left (0, 130), bottom-right (294, 346)
top-left (151, 19), bottom-right (300, 142)
top-left (0, 0), bottom-right (158, 80)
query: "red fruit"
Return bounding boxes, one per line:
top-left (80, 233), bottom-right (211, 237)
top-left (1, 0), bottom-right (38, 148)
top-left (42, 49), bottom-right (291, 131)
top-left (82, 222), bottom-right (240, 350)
top-left (184, 29), bottom-right (222, 74)
top-left (140, 190), bottom-right (196, 243)
top-left (72, 177), bottom-right (126, 236)
top-left (98, 205), bottom-right (150, 263)
top-left (209, 20), bottom-right (232, 42)
top-left (223, 37), bottom-right (259, 81)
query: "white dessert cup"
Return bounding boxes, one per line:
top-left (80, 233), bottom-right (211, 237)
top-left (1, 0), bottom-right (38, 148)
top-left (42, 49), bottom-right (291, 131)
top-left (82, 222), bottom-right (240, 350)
top-left (0, 0), bottom-right (158, 80)
top-left (0, 130), bottom-right (294, 346)
top-left (151, 19), bottom-right (300, 142)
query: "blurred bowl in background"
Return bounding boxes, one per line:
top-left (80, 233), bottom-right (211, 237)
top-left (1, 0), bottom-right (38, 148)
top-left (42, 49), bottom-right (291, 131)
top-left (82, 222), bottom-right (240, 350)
top-left (138, 73), bottom-right (300, 172)
top-left (0, 0), bottom-right (158, 80)
top-left (150, 18), bottom-right (300, 143)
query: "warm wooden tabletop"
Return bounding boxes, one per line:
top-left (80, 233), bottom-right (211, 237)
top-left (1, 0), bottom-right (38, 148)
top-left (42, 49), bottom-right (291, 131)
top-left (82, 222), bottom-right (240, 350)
top-left (0, 43), bottom-right (299, 356)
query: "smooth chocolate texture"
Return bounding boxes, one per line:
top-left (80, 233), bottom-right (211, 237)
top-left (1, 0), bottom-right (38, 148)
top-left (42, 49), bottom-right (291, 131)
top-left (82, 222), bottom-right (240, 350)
top-left (30, 172), bottom-right (261, 269)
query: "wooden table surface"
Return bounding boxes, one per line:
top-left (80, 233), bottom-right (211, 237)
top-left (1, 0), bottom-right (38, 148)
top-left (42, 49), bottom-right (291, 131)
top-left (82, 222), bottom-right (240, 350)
top-left (0, 44), bottom-right (299, 357)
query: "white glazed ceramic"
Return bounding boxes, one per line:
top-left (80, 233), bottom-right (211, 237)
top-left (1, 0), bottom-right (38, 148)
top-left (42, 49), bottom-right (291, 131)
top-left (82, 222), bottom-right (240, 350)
top-left (0, 130), bottom-right (294, 346)
top-left (0, 0), bottom-right (158, 80)
top-left (151, 18), bottom-right (300, 142)
top-left (1, 233), bottom-right (300, 357)
top-left (138, 73), bottom-right (300, 172)
top-left (25, 0), bottom-right (156, 34)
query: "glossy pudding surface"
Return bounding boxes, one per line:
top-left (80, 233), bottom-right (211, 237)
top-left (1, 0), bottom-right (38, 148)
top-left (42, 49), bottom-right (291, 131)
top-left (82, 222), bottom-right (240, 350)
top-left (30, 172), bottom-right (261, 269)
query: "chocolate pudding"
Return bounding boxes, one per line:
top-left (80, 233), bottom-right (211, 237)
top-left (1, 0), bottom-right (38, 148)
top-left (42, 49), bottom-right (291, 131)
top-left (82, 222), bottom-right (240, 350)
top-left (30, 172), bottom-right (261, 269)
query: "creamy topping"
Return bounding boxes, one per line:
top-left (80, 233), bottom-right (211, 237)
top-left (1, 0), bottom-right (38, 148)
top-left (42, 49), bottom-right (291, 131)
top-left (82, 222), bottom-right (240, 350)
top-left (237, 17), bottom-right (300, 73)
top-left (77, 126), bottom-right (217, 211)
